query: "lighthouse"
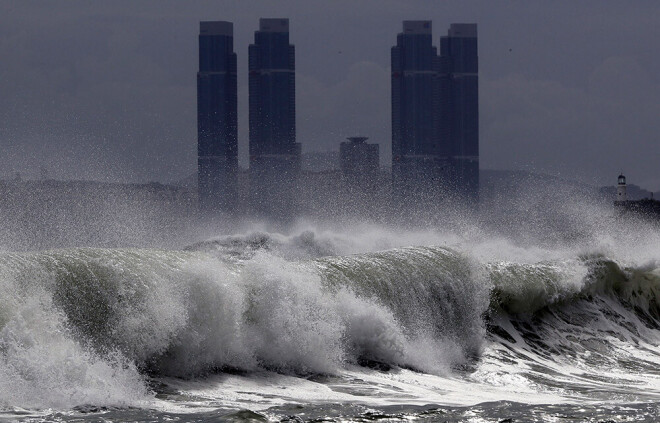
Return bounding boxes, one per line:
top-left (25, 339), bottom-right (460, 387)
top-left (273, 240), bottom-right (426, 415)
top-left (613, 174), bottom-right (660, 219)
top-left (616, 174), bottom-right (627, 203)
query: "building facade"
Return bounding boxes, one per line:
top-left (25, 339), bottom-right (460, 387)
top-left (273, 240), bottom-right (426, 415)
top-left (197, 21), bottom-right (238, 213)
top-left (391, 21), bottom-right (446, 208)
top-left (440, 24), bottom-right (479, 202)
top-left (248, 18), bottom-right (300, 219)
top-left (391, 21), bottom-right (479, 209)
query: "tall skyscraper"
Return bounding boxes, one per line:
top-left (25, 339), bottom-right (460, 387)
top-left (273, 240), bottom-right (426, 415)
top-left (391, 21), bottom-right (446, 207)
top-left (440, 24), bottom-right (479, 201)
top-left (248, 18), bottom-right (299, 219)
top-left (391, 21), bottom-right (479, 208)
top-left (197, 21), bottom-right (238, 213)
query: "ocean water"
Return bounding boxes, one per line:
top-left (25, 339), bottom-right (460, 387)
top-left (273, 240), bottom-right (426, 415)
top-left (1, 207), bottom-right (659, 422)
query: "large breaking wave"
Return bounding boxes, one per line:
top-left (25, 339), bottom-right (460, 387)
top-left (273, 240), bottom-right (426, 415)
top-left (1, 227), bottom-right (659, 410)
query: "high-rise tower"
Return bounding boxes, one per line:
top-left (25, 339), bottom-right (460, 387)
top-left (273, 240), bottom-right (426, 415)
top-left (391, 21), bottom-right (479, 211)
top-left (248, 18), bottom-right (299, 219)
top-left (440, 23), bottom-right (479, 202)
top-left (197, 21), bottom-right (238, 213)
top-left (391, 21), bottom-right (445, 207)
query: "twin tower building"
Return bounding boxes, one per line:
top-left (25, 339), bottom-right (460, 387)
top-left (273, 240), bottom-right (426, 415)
top-left (198, 19), bottom-right (297, 218)
top-left (198, 19), bottom-right (478, 219)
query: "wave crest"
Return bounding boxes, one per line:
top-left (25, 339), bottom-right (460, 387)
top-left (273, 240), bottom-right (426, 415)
top-left (1, 241), bottom-right (659, 410)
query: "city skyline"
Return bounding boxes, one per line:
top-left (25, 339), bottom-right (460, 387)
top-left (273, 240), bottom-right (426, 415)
top-left (199, 18), bottom-right (478, 214)
top-left (1, 1), bottom-right (658, 191)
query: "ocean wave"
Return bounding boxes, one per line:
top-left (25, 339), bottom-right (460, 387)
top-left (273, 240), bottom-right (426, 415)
top-left (489, 255), bottom-right (660, 317)
top-left (0, 241), bottom-right (658, 409)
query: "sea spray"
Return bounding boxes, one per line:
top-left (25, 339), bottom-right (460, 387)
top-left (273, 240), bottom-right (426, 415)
top-left (0, 227), bottom-right (659, 413)
top-left (0, 244), bottom-right (490, 402)
top-left (316, 246), bottom-right (491, 370)
top-left (0, 281), bottom-right (149, 409)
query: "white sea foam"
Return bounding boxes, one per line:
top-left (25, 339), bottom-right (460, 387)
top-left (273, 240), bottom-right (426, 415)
top-left (0, 210), bottom-right (657, 414)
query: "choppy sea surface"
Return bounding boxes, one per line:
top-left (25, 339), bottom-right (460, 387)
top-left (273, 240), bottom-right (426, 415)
top-left (1, 210), bottom-right (659, 422)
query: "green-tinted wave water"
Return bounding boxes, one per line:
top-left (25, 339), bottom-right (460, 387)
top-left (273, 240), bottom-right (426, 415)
top-left (0, 237), bottom-right (659, 419)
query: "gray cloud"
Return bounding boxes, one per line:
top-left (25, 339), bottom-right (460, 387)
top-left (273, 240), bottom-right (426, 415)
top-left (0, 0), bottom-right (658, 190)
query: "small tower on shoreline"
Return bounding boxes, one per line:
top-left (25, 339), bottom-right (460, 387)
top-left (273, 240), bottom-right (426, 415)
top-left (616, 174), bottom-right (627, 203)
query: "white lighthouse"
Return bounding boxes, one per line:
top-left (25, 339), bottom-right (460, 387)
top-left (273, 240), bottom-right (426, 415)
top-left (616, 174), bottom-right (627, 203)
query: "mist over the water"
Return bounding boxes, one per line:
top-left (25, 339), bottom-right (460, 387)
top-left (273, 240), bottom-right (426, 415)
top-left (0, 174), bottom-right (653, 253)
top-left (0, 177), bottom-right (659, 421)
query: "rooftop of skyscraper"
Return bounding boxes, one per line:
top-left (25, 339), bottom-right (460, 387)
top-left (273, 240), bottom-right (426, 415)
top-left (402, 21), bottom-right (432, 34)
top-left (448, 23), bottom-right (477, 37)
top-left (259, 18), bottom-right (289, 32)
top-left (199, 21), bottom-right (233, 36)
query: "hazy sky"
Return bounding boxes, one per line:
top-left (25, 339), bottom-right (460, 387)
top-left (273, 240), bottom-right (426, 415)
top-left (0, 0), bottom-right (658, 190)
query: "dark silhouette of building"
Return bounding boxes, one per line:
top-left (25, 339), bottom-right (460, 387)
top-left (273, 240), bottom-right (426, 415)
top-left (248, 18), bottom-right (299, 220)
top-left (340, 137), bottom-right (379, 185)
top-left (391, 21), bottom-right (446, 208)
top-left (391, 21), bottom-right (479, 209)
top-left (339, 136), bottom-right (380, 214)
top-left (197, 21), bottom-right (238, 213)
top-left (440, 24), bottom-right (479, 202)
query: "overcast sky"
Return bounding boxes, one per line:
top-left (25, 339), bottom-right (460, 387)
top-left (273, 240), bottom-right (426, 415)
top-left (0, 0), bottom-right (658, 190)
